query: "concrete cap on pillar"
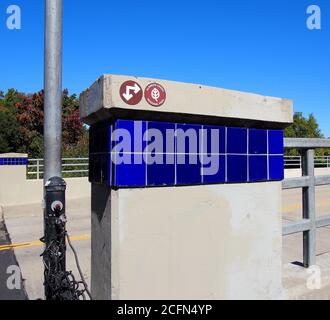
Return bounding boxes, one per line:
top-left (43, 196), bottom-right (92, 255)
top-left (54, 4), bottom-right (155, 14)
top-left (80, 74), bottom-right (293, 128)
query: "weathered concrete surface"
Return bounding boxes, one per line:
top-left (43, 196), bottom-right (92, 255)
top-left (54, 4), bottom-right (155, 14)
top-left (0, 153), bottom-right (27, 158)
top-left (80, 75), bottom-right (293, 126)
top-left (91, 182), bottom-right (283, 300)
top-left (0, 172), bottom-right (90, 207)
top-left (283, 252), bottom-right (330, 300)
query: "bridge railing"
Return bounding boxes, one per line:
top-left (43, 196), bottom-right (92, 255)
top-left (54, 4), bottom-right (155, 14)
top-left (285, 155), bottom-right (330, 169)
top-left (27, 155), bottom-right (330, 179)
top-left (27, 158), bottom-right (89, 180)
top-left (283, 138), bottom-right (330, 268)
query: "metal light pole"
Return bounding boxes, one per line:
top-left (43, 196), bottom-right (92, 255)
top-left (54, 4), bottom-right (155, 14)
top-left (43, 0), bottom-right (68, 300)
top-left (44, 0), bottom-right (62, 179)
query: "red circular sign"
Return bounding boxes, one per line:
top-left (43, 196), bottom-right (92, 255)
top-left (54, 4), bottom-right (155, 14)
top-left (145, 83), bottom-right (166, 107)
top-left (120, 81), bottom-right (143, 105)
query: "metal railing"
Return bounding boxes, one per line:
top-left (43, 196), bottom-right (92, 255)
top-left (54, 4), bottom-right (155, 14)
top-left (285, 155), bottom-right (330, 169)
top-left (27, 158), bottom-right (89, 180)
top-left (27, 155), bottom-right (330, 179)
top-left (282, 138), bottom-right (330, 268)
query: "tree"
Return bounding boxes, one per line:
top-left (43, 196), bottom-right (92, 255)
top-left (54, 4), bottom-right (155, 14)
top-left (0, 109), bottom-right (20, 153)
top-left (285, 113), bottom-right (323, 139)
top-left (285, 112), bottom-right (328, 156)
top-left (0, 88), bottom-right (88, 158)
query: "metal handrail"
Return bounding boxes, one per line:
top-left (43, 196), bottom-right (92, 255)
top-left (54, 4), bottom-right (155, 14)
top-left (27, 158), bottom-right (89, 180)
top-left (26, 153), bottom-right (330, 179)
top-left (284, 138), bottom-right (330, 149)
top-left (283, 138), bottom-right (330, 268)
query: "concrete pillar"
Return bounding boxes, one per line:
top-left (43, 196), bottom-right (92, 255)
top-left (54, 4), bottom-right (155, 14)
top-left (0, 154), bottom-right (28, 205)
top-left (80, 75), bottom-right (293, 300)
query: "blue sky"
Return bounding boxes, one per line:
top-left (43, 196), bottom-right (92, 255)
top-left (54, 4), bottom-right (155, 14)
top-left (1, 0), bottom-right (329, 136)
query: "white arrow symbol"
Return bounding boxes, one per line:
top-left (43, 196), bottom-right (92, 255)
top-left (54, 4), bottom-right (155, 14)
top-left (122, 83), bottom-right (141, 101)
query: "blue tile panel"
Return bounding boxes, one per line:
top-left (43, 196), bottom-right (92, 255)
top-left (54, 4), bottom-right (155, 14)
top-left (89, 120), bottom-right (285, 188)
top-left (0, 158), bottom-right (27, 166)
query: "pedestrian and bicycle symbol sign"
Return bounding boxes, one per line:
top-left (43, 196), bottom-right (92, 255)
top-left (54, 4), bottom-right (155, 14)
top-left (120, 80), bottom-right (166, 107)
top-left (120, 81), bottom-right (143, 105)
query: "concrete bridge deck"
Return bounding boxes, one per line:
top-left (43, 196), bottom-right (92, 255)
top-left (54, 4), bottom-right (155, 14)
top-left (1, 186), bottom-right (330, 300)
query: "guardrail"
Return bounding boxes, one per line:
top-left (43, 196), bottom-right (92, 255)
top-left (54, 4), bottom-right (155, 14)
top-left (285, 155), bottom-right (330, 169)
top-left (27, 158), bottom-right (88, 180)
top-left (283, 138), bottom-right (330, 268)
top-left (27, 155), bottom-right (330, 179)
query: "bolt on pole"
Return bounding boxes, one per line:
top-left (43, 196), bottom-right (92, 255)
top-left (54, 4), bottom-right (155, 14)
top-left (43, 0), bottom-right (68, 300)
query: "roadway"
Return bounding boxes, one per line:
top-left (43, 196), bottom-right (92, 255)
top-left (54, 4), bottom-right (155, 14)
top-left (1, 186), bottom-right (330, 300)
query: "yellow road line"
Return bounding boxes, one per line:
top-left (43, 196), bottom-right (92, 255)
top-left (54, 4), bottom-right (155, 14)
top-left (2, 199), bottom-right (330, 251)
top-left (0, 235), bottom-right (91, 252)
top-left (283, 199), bottom-right (330, 213)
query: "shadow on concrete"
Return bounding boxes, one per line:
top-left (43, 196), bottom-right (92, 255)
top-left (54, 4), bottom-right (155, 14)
top-left (0, 216), bottom-right (28, 300)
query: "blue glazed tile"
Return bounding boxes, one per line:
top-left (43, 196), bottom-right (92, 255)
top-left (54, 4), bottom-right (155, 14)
top-left (268, 130), bottom-right (284, 155)
top-left (147, 154), bottom-right (175, 186)
top-left (269, 156), bottom-right (284, 181)
top-left (227, 127), bottom-right (248, 154)
top-left (113, 154), bottom-right (146, 188)
top-left (249, 129), bottom-right (267, 155)
top-left (113, 120), bottom-right (147, 154)
top-left (202, 155), bottom-right (226, 184)
top-left (176, 124), bottom-right (202, 155)
top-left (227, 155), bottom-right (248, 183)
top-left (249, 156), bottom-right (268, 182)
top-left (147, 122), bottom-right (176, 154)
top-left (108, 152), bottom-right (112, 187)
top-left (203, 125), bottom-right (226, 155)
top-left (176, 154), bottom-right (202, 185)
top-left (108, 125), bottom-right (113, 154)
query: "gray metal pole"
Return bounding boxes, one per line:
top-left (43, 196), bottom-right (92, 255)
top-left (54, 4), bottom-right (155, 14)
top-left (44, 0), bottom-right (63, 182)
top-left (302, 149), bottom-right (316, 267)
top-left (43, 0), bottom-right (67, 300)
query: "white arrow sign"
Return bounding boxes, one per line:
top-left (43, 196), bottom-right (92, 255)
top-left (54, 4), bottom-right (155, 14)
top-left (122, 83), bottom-right (141, 101)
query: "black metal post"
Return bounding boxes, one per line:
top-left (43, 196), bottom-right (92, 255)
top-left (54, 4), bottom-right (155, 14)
top-left (42, 177), bottom-right (67, 300)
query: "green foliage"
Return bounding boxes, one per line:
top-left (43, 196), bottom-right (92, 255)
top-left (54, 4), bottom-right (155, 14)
top-left (0, 109), bottom-right (20, 152)
top-left (285, 113), bottom-right (323, 139)
top-left (284, 112), bottom-right (328, 156)
top-left (0, 88), bottom-right (88, 158)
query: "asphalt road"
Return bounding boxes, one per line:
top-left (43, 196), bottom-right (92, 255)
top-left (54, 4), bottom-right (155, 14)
top-left (0, 215), bottom-right (27, 300)
top-left (282, 185), bottom-right (330, 264)
top-left (1, 186), bottom-right (330, 300)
